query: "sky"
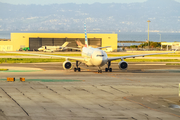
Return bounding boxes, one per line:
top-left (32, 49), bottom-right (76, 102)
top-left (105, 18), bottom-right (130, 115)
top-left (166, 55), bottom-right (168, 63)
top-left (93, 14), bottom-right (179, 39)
top-left (1, 0), bottom-right (180, 5)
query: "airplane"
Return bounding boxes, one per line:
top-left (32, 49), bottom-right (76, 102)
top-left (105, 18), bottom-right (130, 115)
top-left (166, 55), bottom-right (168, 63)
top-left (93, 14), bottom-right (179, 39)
top-left (38, 42), bottom-right (80, 52)
top-left (6, 23), bottom-right (176, 73)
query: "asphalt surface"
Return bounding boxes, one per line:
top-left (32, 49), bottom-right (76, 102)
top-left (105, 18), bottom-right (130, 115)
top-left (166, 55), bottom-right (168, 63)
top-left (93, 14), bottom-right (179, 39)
top-left (0, 62), bottom-right (180, 120)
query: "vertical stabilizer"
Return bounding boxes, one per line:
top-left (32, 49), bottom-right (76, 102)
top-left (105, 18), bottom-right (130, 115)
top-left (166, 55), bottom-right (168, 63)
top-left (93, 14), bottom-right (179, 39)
top-left (62, 42), bottom-right (70, 47)
top-left (76, 40), bottom-right (85, 48)
top-left (84, 23), bottom-right (88, 47)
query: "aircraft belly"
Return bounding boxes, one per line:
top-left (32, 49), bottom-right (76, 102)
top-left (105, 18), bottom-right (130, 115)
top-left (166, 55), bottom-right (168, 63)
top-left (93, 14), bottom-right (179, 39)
top-left (85, 59), bottom-right (94, 66)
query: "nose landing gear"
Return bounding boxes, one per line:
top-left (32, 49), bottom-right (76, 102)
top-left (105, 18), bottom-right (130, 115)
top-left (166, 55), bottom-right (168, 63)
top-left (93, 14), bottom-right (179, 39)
top-left (105, 61), bottom-right (112, 72)
top-left (98, 67), bottom-right (102, 73)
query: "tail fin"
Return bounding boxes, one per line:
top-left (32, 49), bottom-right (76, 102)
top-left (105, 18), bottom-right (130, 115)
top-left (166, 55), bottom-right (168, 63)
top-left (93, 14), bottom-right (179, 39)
top-left (76, 40), bottom-right (84, 48)
top-left (62, 42), bottom-right (70, 47)
top-left (84, 23), bottom-right (88, 47)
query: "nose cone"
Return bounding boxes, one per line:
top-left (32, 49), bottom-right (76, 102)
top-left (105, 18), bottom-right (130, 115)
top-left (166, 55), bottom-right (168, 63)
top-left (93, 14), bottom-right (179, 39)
top-left (92, 50), bottom-right (107, 66)
top-left (95, 57), bottom-right (103, 66)
top-left (38, 48), bottom-right (43, 51)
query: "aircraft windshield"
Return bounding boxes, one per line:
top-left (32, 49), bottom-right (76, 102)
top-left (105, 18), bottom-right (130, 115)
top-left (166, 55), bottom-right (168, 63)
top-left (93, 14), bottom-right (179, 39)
top-left (97, 55), bottom-right (104, 57)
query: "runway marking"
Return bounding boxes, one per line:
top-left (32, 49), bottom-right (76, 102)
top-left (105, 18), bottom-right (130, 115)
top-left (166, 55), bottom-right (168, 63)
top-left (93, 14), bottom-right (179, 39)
top-left (123, 96), bottom-right (180, 118)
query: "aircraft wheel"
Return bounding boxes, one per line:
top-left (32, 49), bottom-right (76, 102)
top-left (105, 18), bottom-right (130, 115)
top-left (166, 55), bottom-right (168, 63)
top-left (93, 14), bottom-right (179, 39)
top-left (98, 70), bottom-right (102, 73)
top-left (105, 68), bottom-right (108, 72)
top-left (74, 68), bottom-right (77, 72)
top-left (109, 68), bottom-right (112, 72)
top-left (78, 68), bottom-right (81, 72)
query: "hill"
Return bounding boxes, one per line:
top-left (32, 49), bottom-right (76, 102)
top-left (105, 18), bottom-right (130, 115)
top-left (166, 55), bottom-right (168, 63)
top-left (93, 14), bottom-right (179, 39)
top-left (0, 0), bottom-right (180, 32)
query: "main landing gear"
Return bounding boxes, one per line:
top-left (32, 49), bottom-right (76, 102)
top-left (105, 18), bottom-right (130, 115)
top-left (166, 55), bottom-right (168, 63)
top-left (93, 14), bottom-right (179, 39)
top-left (74, 61), bottom-right (81, 72)
top-left (105, 61), bottom-right (112, 72)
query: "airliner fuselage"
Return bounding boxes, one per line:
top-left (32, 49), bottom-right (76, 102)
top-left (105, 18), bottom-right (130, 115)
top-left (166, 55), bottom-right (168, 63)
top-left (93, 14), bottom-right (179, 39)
top-left (82, 47), bottom-right (108, 67)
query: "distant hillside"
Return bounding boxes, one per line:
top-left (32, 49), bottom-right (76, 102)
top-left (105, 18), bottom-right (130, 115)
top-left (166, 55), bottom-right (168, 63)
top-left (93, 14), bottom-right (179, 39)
top-left (0, 0), bottom-right (180, 32)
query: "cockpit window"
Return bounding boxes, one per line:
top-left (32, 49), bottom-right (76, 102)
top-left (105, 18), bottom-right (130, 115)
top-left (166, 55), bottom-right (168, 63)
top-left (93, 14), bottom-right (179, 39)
top-left (97, 55), bottom-right (104, 57)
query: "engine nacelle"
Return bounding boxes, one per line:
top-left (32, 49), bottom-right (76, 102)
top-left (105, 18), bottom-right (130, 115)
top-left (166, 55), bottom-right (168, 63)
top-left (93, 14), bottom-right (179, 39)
top-left (118, 61), bottom-right (128, 70)
top-left (63, 61), bottom-right (73, 70)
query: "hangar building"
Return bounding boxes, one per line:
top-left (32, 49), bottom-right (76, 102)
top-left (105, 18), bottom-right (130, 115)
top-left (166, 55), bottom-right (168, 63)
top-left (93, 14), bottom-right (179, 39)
top-left (0, 33), bottom-right (117, 51)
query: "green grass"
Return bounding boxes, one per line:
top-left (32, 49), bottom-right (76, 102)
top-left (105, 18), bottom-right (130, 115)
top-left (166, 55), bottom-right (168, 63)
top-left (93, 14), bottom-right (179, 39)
top-left (0, 58), bottom-right (180, 63)
top-left (125, 59), bottom-right (180, 62)
top-left (114, 59), bottom-right (180, 62)
top-left (107, 53), bottom-right (180, 57)
top-left (166, 63), bottom-right (180, 65)
top-left (0, 58), bottom-right (67, 63)
top-left (0, 53), bottom-right (82, 56)
top-left (1, 53), bottom-right (179, 57)
top-left (0, 69), bottom-right (8, 71)
top-left (0, 53), bottom-right (33, 56)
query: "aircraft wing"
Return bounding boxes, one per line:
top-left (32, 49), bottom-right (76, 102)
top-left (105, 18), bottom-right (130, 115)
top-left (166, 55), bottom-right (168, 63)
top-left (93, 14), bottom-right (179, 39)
top-left (97, 46), bottom-right (111, 49)
top-left (6, 52), bottom-right (86, 63)
top-left (107, 51), bottom-right (176, 61)
top-left (63, 47), bottom-right (82, 51)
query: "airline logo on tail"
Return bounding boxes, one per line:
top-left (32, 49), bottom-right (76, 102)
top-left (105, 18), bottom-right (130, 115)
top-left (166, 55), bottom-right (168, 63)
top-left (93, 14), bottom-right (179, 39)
top-left (84, 23), bottom-right (88, 47)
top-left (76, 40), bottom-right (84, 48)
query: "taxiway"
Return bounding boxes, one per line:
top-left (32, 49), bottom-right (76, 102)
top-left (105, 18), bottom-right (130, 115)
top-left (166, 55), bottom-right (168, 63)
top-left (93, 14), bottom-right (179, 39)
top-left (0, 62), bottom-right (180, 120)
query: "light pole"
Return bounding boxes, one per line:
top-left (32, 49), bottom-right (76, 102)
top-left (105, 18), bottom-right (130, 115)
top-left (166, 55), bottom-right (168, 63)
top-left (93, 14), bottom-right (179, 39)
top-left (147, 20), bottom-right (151, 49)
top-left (157, 33), bottom-right (162, 50)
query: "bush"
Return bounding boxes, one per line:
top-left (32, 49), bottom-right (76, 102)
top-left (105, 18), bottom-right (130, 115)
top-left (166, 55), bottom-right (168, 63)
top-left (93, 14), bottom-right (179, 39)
top-left (138, 41), bottom-right (161, 48)
top-left (130, 45), bottom-right (138, 48)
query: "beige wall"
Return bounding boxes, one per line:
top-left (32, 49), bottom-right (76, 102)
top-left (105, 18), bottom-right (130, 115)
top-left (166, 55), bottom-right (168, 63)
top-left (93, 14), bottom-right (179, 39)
top-left (161, 42), bottom-right (180, 46)
top-left (0, 41), bottom-right (13, 51)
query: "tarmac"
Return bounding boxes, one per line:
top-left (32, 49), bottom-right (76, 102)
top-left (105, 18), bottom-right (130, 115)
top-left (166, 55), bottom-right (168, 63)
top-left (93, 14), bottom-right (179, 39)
top-left (0, 62), bottom-right (180, 120)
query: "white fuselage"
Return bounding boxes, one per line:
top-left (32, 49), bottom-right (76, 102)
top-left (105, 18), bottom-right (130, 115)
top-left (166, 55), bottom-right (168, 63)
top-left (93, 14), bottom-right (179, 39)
top-left (81, 47), bottom-right (108, 67)
top-left (38, 46), bottom-right (64, 51)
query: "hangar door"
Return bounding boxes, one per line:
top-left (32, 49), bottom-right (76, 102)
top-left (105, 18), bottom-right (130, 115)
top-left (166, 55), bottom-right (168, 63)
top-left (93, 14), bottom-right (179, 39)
top-left (29, 38), bottom-right (66, 50)
top-left (29, 38), bottom-right (102, 51)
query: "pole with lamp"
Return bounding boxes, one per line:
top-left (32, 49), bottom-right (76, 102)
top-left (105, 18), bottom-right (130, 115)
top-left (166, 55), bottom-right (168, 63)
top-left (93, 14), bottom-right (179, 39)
top-left (147, 20), bottom-right (151, 49)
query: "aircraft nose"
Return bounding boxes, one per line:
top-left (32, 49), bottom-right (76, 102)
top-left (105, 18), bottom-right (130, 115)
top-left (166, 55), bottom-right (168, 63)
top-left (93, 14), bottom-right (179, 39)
top-left (38, 48), bottom-right (42, 51)
top-left (95, 57), bottom-right (104, 66)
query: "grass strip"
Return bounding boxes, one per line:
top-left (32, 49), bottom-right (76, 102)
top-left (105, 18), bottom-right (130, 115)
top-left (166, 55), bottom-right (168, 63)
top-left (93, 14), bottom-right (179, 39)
top-left (1, 58), bottom-right (180, 63)
top-left (0, 69), bottom-right (8, 71)
top-left (0, 53), bottom-right (180, 57)
top-left (166, 63), bottom-right (180, 65)
top-left (124, 59), bottom-right (180, 62)
top-left (0, 58), bottom-right (66, 63)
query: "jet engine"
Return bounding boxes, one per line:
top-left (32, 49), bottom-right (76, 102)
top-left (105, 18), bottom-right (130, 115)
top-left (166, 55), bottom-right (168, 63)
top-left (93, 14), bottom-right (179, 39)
top-left (118, 61), bottom-right (128, 70)
top-left (63, 61), bottom-right (72, 70)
